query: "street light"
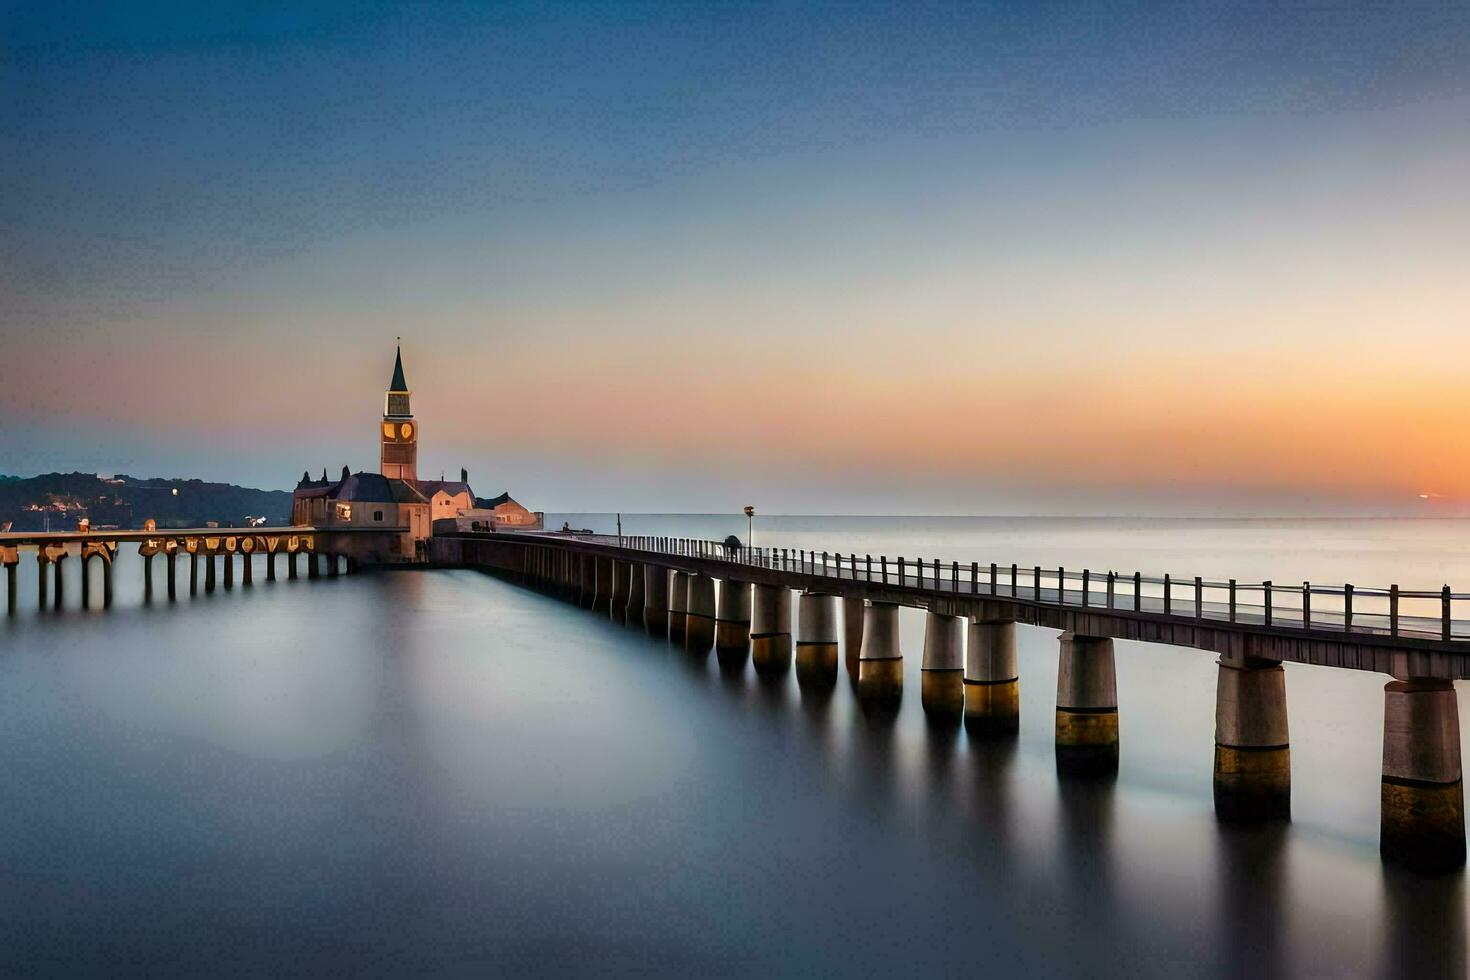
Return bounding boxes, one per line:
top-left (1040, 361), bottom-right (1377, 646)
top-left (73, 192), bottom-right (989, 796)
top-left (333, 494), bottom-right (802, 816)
top-left (743, 505), bottom-right (755, 553)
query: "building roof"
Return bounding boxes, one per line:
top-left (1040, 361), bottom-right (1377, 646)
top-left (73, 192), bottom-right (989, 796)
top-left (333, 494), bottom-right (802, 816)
top-left (474, 491), bottom-right (517, 509)
top-left (414, 480), bottom-right (472, 498)
top-left (388, 344), bottom-right (408, 392)
top-left (293, 471), bottom-right (428, 505)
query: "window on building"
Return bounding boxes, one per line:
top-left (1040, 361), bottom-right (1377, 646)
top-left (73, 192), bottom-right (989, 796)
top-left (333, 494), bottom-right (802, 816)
top-left (335, 503), bottom-right (352, 521)
top-left (374, 510), bottom-right (383, 521)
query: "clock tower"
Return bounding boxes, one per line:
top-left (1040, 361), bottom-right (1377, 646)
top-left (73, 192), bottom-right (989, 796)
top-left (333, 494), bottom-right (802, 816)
top-left (380, 343), bottom-right (418, 481)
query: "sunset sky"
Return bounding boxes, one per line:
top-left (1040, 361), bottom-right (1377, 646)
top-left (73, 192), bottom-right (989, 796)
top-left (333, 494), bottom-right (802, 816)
top-left (3, 2), bottom-right (1469, 514)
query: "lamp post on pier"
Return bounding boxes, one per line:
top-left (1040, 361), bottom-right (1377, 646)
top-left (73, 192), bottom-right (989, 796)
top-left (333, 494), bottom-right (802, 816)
top-left (744, 506), bottom-right (755, 556)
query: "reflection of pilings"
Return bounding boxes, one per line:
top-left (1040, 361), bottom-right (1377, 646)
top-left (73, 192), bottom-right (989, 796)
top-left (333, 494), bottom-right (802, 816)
top-left (843, 597), bottom-right (865, 680)
top-left (921, 610), bottom-right (964, 721)
top-left (965, 619), bottom-right (1018, 737)
top-left (326, 553), bottom-right (338, 579)
top-left (716, 580), bottom-right (751, 665)
top-left (1381, 678), bottom-right (1465, 871)
top-left (751, 584), bottom-right (793, 677)
top-left (685, 574), bottom-right (717, 654)
top-left (795, 592), bottom-right (839, 691)
top-left (1056, 633), bottom-right (1119, 774)
top-left (593, 556), bottom-right (613, 613)
top-left (1214, 656), bottom-right (1290, 821)
top-left (1380, 860), bottom-right (1467, 977)
top-left (1215, 824), bottom-right (1289, 979)
top-left (643, 565), bottom-right (669, 637)
top-left (624, 562), bottom-right (645, 628)
top-left (668, 571), bottom-right (691, 645)
top-left (857, 601), bottom-right (903, 712)
top-left (580, 555), bottom-right (596, 608)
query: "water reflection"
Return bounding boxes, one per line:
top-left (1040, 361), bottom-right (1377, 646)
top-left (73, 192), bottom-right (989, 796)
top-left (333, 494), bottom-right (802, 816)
top-left (1213, 823), bottom-right (1289, 977)
top-left (1380, 864), bottom-right (1467, 977)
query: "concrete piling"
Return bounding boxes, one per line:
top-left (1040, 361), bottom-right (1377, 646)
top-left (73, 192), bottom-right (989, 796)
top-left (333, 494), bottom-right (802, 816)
top-left (593, 556), bottom-right (613, 613)
top-left (224, 551), bottom-right (235, 588)
top-left (643, 565), bottom-right (670, 637)
top-left (964, 619), bottom-right (1019, 736)
top-left (715, 579), bottom-right (752, 665)
top-left (857, 601), bottom-right (903, 711)
top-left (668, 571), bottom-right (691, 645)
top-left (102, 559), bottom-right (112, 608)
top-left (1214, 655), bottom-right (1290, 821)
top-left (843, 596), bottom-right (865, 679)
top-left (624, 562), bottom-right (645, 628)
top-left (52, 554), bottom-right (65, 610)
top-left (685, 574), bottom-right (717, 653)
top-left (36, 555), bottom-right (48, 610)
top-left (1055, 633), bottom-right (1119, 774)
top-left (266, 550), bottom-right (276, 582)
top-left (166, 552), bottom-right (177, 599)
top-left (795, 592), bottom-right (840, 690)
top-left (206, 553), bottom-right (217, 593)
top-left (610, 561), bottom-right (631, 623)
top-left (1380, 678), bottom-right (1464, 871)
top-left (751, 584), bottom-right (793, 677)
top-left (5, 559), bottom-right (15, 615)
top-left (287, 551), bottom-right (297, 581)
top-left (920, 610), bottom-right (964, 721)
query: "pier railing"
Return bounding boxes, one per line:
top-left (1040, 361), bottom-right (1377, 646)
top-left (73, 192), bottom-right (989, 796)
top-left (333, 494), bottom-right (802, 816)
top-left (552, 533), bottom-right (1470, 645)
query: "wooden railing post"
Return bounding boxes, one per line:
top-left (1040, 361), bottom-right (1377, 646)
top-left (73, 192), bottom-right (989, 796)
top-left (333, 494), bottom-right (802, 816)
top-left (1058, 567), bottom-right (1065, 605)
top-left (881, 556), bottom-right (888, 583)
top-left (1134, 571), bottom-right (1141, 611)
top-left (1344, 583), bottom-right (1353, 633)
top-left (1106, 571), bottom-right (1115, 609)
top-left (1264, 581), bottom-right (1273, 626)
top-left (1081, 569), bottom-right (1090, 607)
top-left (1303, 581), bottom-right (1311, 630)
top-left (1390, 584), bottom-right (1399, 636)
top-left (1229, 579), bottom-right (1236, 622)
top-left (1195, 576), bottom-right (1203, 620)
top-left (1164, 574), bottom-right (1171, 616)
top-left (1034, 566), bottom-right (1041, 601)
top-left (1442, 585), bottom-right (1451, 642)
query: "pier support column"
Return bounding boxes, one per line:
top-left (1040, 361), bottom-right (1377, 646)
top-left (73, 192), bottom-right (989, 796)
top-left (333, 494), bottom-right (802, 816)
top-left (579, 555), bottom-right (595, 607)
top-left (715, 580), bottom-right (752, 666)
top-left (287, 551), bottom-right (297, 581)
top-left (796, 592), bottom-right (839, 690)
top-left (80, 556), bottom-right (92, 608)
top-left (624, 562), bottom-right (645, 628)
top-left (4, 559), bottom-right (16, 615)
top-left (685, 574), bottom-right (717, 654)
top-left (750, 584), bottom-right (793, 678)
top-left (205, 553), bottom-right (217, 593)
top-left (642, 566), bottom-right (670, 637)
top-left (36, 555), bottom-right (49, 610)
top-left (307, 553), bottom-right (319, 580)
top-left (965, 620), bottom-right (1018, 736)
top-left (610, 561), bottom-right (630, 623)
top-left (921, 610), bottom-right (964, 721)
top-left (143, 553), bottom-right (154, 600)
top-left (668, 571), bottom-right (691, 645)
top-left (53, 554), bottom-right (65, 610)
top-left (843, 597), bottom-right (866, 680)
top-left (593, 557), bottom-right (613, 613)
top-left (166, 552), bottom-right (177, 600)
top-left (223, 551), bottom-right (234, 589)
top-left (327, 553), bottom-right (338, 579)
top-left (857, 601), bottom-right (903, 712)
top-left (1214, 655), bottom-right (1290, 821)
top-left (1381, 679), bottom-right (1464, 871)
top-left (242, 551), bottom-right (253, 586)
top-left (1055, 633), bottom-right (1118, 774)
top-left (266, 550), bottom-right (276, 582)
top-left (102, 558), bottom-right (112, 608)
top-left (191, 552), bottom-right (200, 593)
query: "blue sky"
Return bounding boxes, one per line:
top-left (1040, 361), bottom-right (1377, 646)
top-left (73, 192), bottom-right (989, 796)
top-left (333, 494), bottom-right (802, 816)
top-left (3, 2), bottom-right (1469, 513)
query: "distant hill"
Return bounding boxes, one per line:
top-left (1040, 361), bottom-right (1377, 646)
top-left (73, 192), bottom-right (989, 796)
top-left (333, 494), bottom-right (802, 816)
top-left (0, 473), bottom-right (292, 531)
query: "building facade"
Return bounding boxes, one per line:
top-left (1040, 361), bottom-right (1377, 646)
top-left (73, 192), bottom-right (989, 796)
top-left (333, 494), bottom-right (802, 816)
top-left (291, 346), bottom-right (542, 563)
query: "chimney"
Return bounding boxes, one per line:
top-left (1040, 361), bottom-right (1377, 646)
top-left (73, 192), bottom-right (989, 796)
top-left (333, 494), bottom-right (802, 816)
top-left (461, 468), bottom-right (468, 484)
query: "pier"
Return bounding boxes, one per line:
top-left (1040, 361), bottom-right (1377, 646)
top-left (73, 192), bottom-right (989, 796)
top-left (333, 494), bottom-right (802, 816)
top-left (436, 530), bottom-right (1470, 871)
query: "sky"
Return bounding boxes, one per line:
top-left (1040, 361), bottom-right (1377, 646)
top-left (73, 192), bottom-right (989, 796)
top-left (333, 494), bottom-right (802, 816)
top-left (3, 1), bottom-right (1470, 514)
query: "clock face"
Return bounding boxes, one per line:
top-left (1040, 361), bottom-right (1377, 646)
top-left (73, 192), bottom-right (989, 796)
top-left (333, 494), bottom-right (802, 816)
top-left (400, 422), bottom-right (414, 440)
top-left (382, 422), bottom-right (395, 439)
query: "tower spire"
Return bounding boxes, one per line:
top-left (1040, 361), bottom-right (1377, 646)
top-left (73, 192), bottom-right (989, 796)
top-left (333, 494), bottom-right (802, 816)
top-left (389, 338), bottom-right (408, 392)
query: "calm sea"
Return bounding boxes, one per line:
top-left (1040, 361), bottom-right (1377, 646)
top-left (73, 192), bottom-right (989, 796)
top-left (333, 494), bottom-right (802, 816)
top-left (0, 516), bottom-right (1464, 976)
